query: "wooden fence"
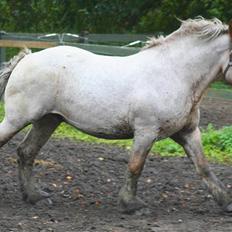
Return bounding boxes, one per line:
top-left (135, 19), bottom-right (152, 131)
top-left (1, 32), bottom-right (232, 102)
top-left (0, 32), bottom-right (155, 66)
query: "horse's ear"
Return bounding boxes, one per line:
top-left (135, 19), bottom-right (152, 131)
top-left (229, 19), bottom-right (232, 40)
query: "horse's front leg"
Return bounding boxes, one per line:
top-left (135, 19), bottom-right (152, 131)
top-left (118, 129), bottom-right (156, 213)
top-left (172, 127), bottom-right (232, 212)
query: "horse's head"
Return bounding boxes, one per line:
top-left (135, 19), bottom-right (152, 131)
top-left (222, 20), bottom-right (232, 84)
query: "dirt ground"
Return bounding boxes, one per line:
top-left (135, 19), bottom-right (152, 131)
top-left (0, 97), bottom-right (232, 232)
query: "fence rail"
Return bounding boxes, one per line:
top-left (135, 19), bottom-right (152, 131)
top-left (1, 32), bottom-right (153, 43)
top-left (0, 39), bottom-right (57, 49)
top-left (0, 32), bottom-right (146, 66)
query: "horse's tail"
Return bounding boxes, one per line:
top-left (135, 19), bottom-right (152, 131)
top-left (0, 47), bottom-right (31, 99)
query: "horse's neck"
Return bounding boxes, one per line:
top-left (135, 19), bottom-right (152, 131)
top-left (172, 36), bottom-right (227, 103)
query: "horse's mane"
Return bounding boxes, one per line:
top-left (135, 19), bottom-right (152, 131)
top-left (144, 17), bottom-right (228, 49)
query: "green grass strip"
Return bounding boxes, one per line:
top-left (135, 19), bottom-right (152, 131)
top-left (54, 122), bottom-right (232, 164)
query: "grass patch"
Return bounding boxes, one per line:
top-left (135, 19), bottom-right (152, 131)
top-left (54, 122), bottom-right (232, 164)
top-left (210, 81), bottom-right (231, 90)
top-left (0, 103), bottom-right (231, 164)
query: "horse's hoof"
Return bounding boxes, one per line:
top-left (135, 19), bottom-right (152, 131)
top-left (135, 207), bottom-right (151, 216)
top-left (23, 190), bottom-right (51, 204)
top-left (118, 196), bottom-right (147, 214)
top-left (224, 202), bottom-right (232, 213)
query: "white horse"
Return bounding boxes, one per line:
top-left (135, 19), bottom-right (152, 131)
top-left (0, 18), bottom-right (232, 213)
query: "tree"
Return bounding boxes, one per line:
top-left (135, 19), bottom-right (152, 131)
top-left (0, 0), bottom-right (231, 34)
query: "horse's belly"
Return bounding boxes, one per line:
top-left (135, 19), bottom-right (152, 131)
top-left (55, 110), bottom-right (134, 140)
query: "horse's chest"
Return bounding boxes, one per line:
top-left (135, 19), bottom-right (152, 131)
top-left (156, 107), bottom-right (194, 139)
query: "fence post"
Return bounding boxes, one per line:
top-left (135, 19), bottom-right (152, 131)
top-left (0, 31), bottom-right (6, 68)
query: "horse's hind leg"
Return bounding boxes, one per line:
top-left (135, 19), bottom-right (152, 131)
top-left (172, 127), bottom-right (232, 213)
top-left (17, 114), bottom-right (61, 204)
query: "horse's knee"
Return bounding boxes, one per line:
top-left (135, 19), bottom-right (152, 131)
top-left (128, 152), bottom-right (147, 176)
